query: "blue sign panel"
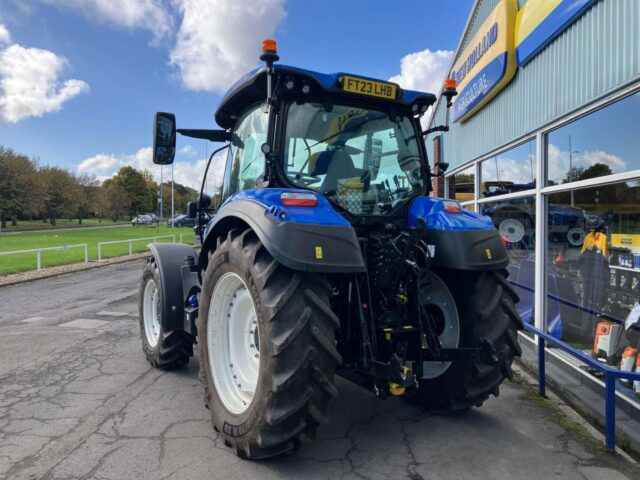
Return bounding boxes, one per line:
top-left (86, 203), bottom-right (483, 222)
top-left (516, 0), bottom-right (599, 66)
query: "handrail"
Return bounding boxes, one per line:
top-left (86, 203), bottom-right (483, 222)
top-left (0, 244), bottom-right (89, 271)
top-left (97, 235), bottom-right (176, 260)
top-left (524, 322), bottom-right (640, 451)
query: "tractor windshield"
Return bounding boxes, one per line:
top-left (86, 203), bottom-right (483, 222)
top-left (283, 102), bottom-right (425, 215)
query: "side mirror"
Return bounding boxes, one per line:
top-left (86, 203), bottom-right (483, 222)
top-left (187, 201), bottom-right (197, 218)
top-left (153, 112), bottom-right (176, 165)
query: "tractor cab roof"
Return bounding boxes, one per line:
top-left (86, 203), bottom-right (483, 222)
top-left (214, 64), bottom-right (437, 129)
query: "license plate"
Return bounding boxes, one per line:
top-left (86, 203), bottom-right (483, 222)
top-left (341, 76), bottom-right (397, 100)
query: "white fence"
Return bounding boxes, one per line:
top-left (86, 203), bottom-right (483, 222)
top-left (0, 244), bottom-right (88, 271)
top-left (97, 235), bottom-right (176, 261)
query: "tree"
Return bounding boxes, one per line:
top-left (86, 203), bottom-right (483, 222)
top-left (108, 166), bottom-right (154, 218)
top-left (0, 146), bottom-right (42, 227)
top-left (75, 173), bottom-right (100, 224)
top-left (101, 181), bottom-right (130, 222)
top-left (40, 167), bottom-right (78, 225)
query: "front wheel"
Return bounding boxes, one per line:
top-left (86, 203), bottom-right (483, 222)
top-left (198, 229), bottom-right (340, 459)
top-left (409, 269), bottom-right (523, 411)
top-left (139, 259), bottom-right (194, 368)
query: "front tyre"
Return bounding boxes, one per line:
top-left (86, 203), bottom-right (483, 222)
top-left (198, 229), bottom-right (340, 459)
top-left (139, 259), bottom-right (194, 368)
top-left (410, 269), bottom-right (523, 411)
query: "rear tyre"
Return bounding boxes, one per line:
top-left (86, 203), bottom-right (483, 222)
top-left (409, 268), bottom-right (523, 411)
top-left (139, 259), bottom-right (194, 369)
top-left (198, 228), bottom-right (340, 459)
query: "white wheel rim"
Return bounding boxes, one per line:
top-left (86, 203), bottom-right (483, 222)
top-left (421, 273), bottom-right (460, 379)
top-left (499, 218), bottom-right (525, 243)
top-left (208, 272), bottom-right (260, 414)
top-left (143, 278), bottom-right (161, 348)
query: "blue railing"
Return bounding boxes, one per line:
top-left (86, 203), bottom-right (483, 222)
top-left (524, 322), bottom-right (640, 451)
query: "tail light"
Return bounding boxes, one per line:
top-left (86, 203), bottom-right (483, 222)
top-left (281, 192), bottom-right (318, 207)
top-left (443, 200), bottom-right (461, 213)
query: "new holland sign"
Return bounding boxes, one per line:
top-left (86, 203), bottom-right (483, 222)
top-left (516, 0), bottom-right (598, 65)
top-left (450, 0), bottom-right (599, 123)
top-left (450, 0), bottom-right (518, 123)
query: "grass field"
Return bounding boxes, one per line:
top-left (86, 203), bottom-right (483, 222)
top-left (0, 225), bottom-right (196, 274)
top-left (0, 218), bottom-right (130, 232)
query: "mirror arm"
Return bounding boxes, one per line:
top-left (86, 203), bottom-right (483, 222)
top-left (177, 129), bottom-right (231, 142)
top-left (421, 125), bottom-right (449, 136)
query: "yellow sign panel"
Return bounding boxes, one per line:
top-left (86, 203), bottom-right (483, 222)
top-left (315, 246), bottom-right (323, 260)
top-left (611, 234), bottom-right (640, 248)
top-left (450, 0), bottom-right (518, 122)
top-left (341, 76), bottom-right (397, 100)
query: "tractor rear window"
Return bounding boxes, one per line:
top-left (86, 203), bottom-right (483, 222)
top-left (284, 102), bottom-right (425, 215)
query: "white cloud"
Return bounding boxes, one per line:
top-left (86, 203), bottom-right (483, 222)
top-left (0, 43), bottom-right (89, 123)
top-left (482, 157), bottom-right (536, 185)
top-left (78, 146), bottom-right (228, 192)
top-left (42, 0), bottom-right (173, 42)
top-left (169, 0), bottom-right (286, 92)
top-left (0, 24), bottom-right (10, 44)
top-left (178, 144), bottom-right (197, 156)
top-left (389, 49), bottom-right (453, 96)
top-left (547, 144), bottom-right (626, 183)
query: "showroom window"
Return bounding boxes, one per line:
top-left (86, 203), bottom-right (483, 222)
top-left (546, 92), bottom-right (640, 186)
top-left (447, 165), bottom-right (475, 203)
top-left (440, 87), bottom-right (640, 408)
top-left (480, 139), bottom-right (537, 198)
top-left (480, 195), bottom-right (536, 327)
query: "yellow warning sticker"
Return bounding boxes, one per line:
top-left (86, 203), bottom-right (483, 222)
top-left (486, 248), bottom-right (493, 260)
top-left (315, 246), bottom-right (323, 260)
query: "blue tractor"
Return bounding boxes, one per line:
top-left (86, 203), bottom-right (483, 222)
top-left (140, 40), bottom-right (523, 459)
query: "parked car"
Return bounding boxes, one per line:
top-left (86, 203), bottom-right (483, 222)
top-left (167, 214), bottom-right (195, 227)
top-left (132, 214), bottom-right (159, 226)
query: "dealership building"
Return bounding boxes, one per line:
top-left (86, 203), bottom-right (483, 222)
top-left (427, 0), bottom-right (640, 448)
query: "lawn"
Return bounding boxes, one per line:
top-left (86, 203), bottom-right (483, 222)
top-left (0, 225), bottom-right (196, 274)
top-left (0, 218), bottom-right (130, 232)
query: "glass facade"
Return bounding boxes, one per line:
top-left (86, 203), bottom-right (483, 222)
top-left (445, 90), bottom-right (640, 405)
top-left (547, 93), bottom-right (640, 186)
top-left (448, 166), bottom-right (475, 202)
top-left (480, 139), bottom-right (536, 197)
top-left (480, 196), bottom-right (537, 328)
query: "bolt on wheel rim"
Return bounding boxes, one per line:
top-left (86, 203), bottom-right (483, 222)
top-left (421, 273), bottom-right (460, 379)
top-left (208, 272), bottom-right (260, 414)
top-left (143, 278), bottom-right (161, 348)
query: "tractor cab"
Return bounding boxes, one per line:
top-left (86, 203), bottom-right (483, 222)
top-left (213, 52), bottom-right (439, 220)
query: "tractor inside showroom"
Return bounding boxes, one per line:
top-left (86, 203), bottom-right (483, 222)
top-left (140, 40), bottom-right (523, 459)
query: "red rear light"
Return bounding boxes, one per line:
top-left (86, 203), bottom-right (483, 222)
top-left (443, 200), bottom-right (461, 213)
top-left (281, 192), bottom-right (318, 207)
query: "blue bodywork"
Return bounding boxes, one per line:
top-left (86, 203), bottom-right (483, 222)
top-left (408, 197), bottom-right (494, 231)
top-left (214, 64), bottom-right (436, 129)
top-left (206, 190), bottom-right (494, 238)
top-left (218, 189), bottom-right (350, 226)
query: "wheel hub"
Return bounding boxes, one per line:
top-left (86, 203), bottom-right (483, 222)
top-left (208, 272), bottom-right (260, 414)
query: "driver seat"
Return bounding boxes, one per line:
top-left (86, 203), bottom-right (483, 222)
top-left (309, 148), bottom-right (362, 192)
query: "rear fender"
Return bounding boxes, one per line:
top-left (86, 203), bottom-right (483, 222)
top-left (147, 243), bottom-right (199, 333)
top-left (199, 189), bottom-right (366, 274)
top-left (409, 197), bottom-right (509, 270)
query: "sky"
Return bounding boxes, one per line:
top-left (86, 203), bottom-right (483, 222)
top-left (0, 0), bottom-right (475, 189)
